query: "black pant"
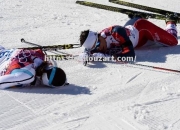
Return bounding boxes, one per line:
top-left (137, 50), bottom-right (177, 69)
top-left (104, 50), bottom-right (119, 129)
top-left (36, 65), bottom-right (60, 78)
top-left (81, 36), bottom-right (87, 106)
top-left (124, 17), bottom-right (141, 27)
top-left (116, 41), bottom-right (136, 62)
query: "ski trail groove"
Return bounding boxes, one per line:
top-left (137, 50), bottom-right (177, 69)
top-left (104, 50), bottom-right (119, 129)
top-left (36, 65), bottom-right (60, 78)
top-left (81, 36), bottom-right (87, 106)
top-left (125, 72), bottom-right (143, 84)
top-left (3, 91), bottom-right (37, 114)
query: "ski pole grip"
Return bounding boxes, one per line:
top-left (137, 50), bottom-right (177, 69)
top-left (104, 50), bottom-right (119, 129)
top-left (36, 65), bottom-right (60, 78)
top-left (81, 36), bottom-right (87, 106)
top-left (21, 38), bottom-right (25, 43)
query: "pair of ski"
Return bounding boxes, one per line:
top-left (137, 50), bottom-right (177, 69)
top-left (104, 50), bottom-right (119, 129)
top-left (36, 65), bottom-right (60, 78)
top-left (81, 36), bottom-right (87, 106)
top-left (76, 0), bottom-right (180, 22)
top-left (20, 38), bottom-right (80, 59)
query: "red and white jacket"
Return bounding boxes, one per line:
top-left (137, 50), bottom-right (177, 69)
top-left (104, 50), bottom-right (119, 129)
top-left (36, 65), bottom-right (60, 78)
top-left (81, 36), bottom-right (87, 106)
top-left (0, 46), bottom-right (44, 76)
top-left (100, 25), bottom-right (139, 48)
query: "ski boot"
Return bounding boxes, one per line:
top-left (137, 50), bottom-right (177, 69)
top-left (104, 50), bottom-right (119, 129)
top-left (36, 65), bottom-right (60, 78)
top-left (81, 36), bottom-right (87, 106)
top-left (165, 13), bottom-right (178, 25)
top-left (165, 13), bottom-right (178, 39)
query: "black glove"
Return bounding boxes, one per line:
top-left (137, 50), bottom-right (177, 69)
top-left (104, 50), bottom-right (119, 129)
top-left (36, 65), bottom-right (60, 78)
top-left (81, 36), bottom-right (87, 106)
top-left (106, 45), bottom-right (123, 56)
top-left (36, 61), bottom-right (49, 76)
top-left (30, 78), bottom-right (37, 85)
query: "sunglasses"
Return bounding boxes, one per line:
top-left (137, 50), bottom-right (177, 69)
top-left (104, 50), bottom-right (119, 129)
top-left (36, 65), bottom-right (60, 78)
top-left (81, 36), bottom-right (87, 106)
top-left (92, 39), bottom-right (101, 50)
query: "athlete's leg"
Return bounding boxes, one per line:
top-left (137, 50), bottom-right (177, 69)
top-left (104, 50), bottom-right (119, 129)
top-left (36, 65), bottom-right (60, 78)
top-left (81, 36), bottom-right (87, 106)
top-left (124, 17), bottom-right (142, 27)
top-left (0, 65), bottom-right (35, 89)
top-left (133, 19), bottom-right (178, 48)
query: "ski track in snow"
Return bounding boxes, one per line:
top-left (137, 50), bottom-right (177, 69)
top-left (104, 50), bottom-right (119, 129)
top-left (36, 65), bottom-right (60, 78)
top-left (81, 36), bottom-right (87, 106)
top-left (1, 0), bottom-right (180, 130)
top-left (125, 72), bottom-right (143, 84)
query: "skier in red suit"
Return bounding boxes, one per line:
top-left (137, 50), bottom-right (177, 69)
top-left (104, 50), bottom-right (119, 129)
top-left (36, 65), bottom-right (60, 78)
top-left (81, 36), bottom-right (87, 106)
top-left (79, 14), bottom-right (178, 62)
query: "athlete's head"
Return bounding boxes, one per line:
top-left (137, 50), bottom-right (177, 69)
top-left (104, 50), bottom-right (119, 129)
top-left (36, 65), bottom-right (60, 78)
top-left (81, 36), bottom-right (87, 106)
top-left (80, 30), bottom-right (98, 49)
top-left (41, 67), bottom-right (67, 87)
top-left (80, 30), bottom-right (107, 53)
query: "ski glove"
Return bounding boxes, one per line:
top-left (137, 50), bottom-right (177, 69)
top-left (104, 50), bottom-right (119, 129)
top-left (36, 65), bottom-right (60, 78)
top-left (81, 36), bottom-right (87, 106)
top-left (78, 52), bottom-right (110, 62)
top-left (36, 61), bottom-right (49, 76)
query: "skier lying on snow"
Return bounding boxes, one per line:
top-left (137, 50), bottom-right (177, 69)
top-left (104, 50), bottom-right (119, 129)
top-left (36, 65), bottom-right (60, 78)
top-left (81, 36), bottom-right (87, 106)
top-left (79, 14), bottom-right (178, 62)
top-left (0, 46), bottom-right (67, 89)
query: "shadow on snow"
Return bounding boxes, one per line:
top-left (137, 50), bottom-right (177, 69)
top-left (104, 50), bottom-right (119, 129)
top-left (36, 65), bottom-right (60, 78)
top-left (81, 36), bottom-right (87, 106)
top-left (135, 41), bottom-right (180, 63)
top-left (6, 84), bottom-right (91, 95)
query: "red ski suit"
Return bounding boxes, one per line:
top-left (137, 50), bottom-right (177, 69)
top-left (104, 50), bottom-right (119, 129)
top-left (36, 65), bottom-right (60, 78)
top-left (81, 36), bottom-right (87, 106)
top-left (134, 19), bottom-right (178, 47)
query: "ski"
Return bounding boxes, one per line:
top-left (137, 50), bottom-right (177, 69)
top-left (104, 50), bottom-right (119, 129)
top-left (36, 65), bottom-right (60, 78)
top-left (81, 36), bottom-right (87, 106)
top-left (20, 44), bottom-right (80, 51)
top-left (76, 1), bottom-right (165, 20)
top-left (109, 0), bottom-right (180, 17)
top-left (19, 38), bottom-right (80, 51)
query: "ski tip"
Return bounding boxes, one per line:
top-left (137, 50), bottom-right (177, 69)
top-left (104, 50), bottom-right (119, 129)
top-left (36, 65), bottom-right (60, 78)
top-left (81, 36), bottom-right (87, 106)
top-left (21, 38), bottom-right (25, 43)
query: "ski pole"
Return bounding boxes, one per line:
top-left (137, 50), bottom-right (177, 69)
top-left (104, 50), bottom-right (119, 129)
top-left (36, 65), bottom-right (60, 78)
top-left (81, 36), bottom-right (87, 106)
top-left (21, 38), bottom-right (47, 55)
top-left (19, 38), bottom-right (80, 51)
top-left (117, 61), bottom-right (180, 74)
top-left (133, 63), bottom-right (180, 73)
top-left (21, 38), bottom-right (42, 47)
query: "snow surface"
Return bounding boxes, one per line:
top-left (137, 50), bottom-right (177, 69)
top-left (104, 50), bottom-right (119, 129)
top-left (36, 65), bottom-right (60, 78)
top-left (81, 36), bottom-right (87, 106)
top-left (1, 0), bottom-right (180, 130)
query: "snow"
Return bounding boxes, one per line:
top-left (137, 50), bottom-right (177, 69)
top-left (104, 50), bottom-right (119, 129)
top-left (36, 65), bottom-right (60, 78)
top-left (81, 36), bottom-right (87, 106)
top-left (1, 0), bottom-right (180, 130)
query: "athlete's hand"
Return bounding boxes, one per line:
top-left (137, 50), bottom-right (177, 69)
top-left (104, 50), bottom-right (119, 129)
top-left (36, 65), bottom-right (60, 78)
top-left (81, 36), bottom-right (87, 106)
top-left (36, 61), bottom-right (49, 76)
